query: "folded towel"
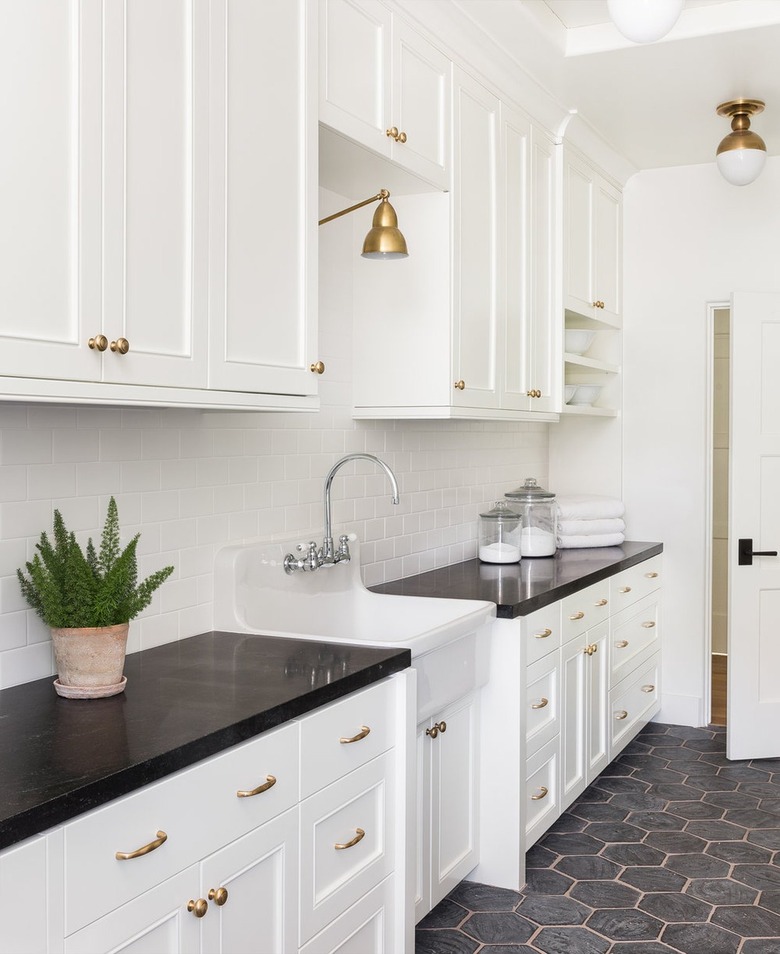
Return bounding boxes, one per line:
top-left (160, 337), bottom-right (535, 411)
top-left (557, 532), bottom-right (626, 549)
top-left (558, 517), bottom-right (626, 536)
top-left (556, 495), bottom-right (625, 520)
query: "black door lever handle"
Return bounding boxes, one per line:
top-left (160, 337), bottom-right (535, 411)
top-left (738, 538), bottom-right (779, 565)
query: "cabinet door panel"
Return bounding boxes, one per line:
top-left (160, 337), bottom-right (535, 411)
top-left (560, 637), bottom-right (587, 809)
top-left (300, 877), bottom-right (394, 954)
top-left (564, 155), bottom-right (594, 317)
top-left (209, 0), bottom-right (317, 396)
top-left (0, 0), bottom-right (99, 381)
top-left (103, 0), bottom-right (208, 388)
top-left (587, 623), bottom-right (610, 781)
top-left (594, 179), bottom-right (622, 325)
top-left (0, 837), bottom-right (48, 954)
top-left (452, 69), bottom-right (499, 409)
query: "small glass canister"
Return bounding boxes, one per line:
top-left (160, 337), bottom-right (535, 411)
top-left (504, 478), bottom-right (557, 558)
top-left (478, 501), bottom-right (522, 563)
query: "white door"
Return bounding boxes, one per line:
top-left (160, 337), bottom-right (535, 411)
top-left (728, 291), bottom-right (780, 758)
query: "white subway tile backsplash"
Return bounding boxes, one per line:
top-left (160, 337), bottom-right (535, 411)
top-left (53, 428), bottom-right (99, 463)
top-left (1, 429), bottom-right (52, 465)
top-left (0, 641), bottom-right (54, 690)
top-left (0, 610), bottom-right (26, 652)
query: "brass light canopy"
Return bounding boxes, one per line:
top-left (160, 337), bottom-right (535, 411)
top-left (318, 189), bottom-right (408, 259)
top-left (716, 99), bottom-right (767, 186)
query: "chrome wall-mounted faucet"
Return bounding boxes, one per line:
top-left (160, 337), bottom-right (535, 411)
top-left (284, 453), bottom-right (400, 574)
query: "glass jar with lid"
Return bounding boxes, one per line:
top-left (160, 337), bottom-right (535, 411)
top-left (478, 501), bottom-right (521, 563)
top-left (504, 478), bottom-right (557, 558)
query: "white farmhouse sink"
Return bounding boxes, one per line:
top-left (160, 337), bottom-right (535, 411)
top-left (214, 535), bottom-right (496, 719)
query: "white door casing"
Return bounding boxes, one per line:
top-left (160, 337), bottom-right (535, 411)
top-left (728, 291), bottom-right (780, 759)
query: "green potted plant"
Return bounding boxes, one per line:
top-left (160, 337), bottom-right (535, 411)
top-left (17, 497), bottom-right (174, 698)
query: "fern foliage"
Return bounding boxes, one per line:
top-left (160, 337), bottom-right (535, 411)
top-left (17, 498), bottom-right (174, 628)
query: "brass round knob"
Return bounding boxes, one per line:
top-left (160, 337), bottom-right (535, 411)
top-left (187, 898), bottom-right (208, 918)
top-left (454, 380), bottom-right (465, 390)
top-left (310, 360), bottom-right (325, 374)
top-left (110, 337), bottom-right (130, 354)
top-left (426, 725), bottom-right (439, 739)
top-left (208, 887), bottom-right (228, 906)
top-left (598, 301), bottom-right (605, 309)
top-left (398, 131), bottom-right (407, 143)
top-left (386, 126), bottom-right (399, 140)
top-left (88, 334), bottom-right (108, 352)
top-left (438, 720), bottom-right (447, 733)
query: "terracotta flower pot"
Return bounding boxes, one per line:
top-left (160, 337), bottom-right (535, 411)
top-left (50, 623), bottom-right (129, 699)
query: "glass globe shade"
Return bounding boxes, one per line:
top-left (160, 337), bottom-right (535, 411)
top-left (716, 148), bottom-right (767, 187)
top-left (607, 0), bottom-right (684, 43)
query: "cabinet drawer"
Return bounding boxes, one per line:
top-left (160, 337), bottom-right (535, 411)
top-left (63, 721), bottom-right (299, 935)
top-left (610, 556), bottom-right (662, 613)
top-left (522, 603), bottom-right (561, 666)
top-left (525, 737), bottom-right (559, 850)
top-left (610, 593), bottom-right (660, 687)
top-left (526, 653), bottom-right (560, 759)
top-left (561, 581), bottom-right (611, 643)
top-left (299, 679), bottom-right (396, 799)
top-left (610, 655), bottom-right (661, 759)
top-left (299, 875), bottom-right (395, 954)
top-left (300, 752), bottom-right (394, 944)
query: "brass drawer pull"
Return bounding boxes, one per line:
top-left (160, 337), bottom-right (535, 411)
top-left (340, 725), bottom-right (371, 744)
top-left (641, 621), bottom-right (656, 629)
top-left (531, 698), bottom-right (549, 710)
top-left (595, 598), bottom-right (608, 607)
top-left (569, 611), bottom-right (585, 620)
top-left (615, 639), bottom-right (629, 648)
top-left (645, 571), bottom-right (659, 579)
top-left (531, 786), bottom-right (549, 801)
top-left (641, 684), bottom-right (656, 693)
top-left (187, 898), bottom-right (208, 918)
top-left (615, 710), bottom-right (628, 721)
top-left (620, 586), bottom-right (632, 593)
top-left (237, 775), bottom-right (276, 798)
top-left (208, 887), bottom-right (228, 907)
top-left (535, 628), bottom-right (552, 639)
top-left (115, 830), bottom-right (168, 861)
top-left (335, 828), bottom-right (365, 850)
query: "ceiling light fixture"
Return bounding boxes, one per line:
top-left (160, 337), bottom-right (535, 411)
top-left (716, 99), bottom-right (767, 186)
top-left (607, 0), bottom-right (683, 43)
top-left (318, 189), bottom-right (409, 259)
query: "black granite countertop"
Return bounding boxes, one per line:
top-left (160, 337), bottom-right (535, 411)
top-left (0, 631), bottom-right (410, 851)
top-left (371, 541), bottom-right (662, 618)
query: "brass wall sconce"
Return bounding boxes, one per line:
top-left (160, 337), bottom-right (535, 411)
top-left (318, 189), bottom-right (408, 259)
top-left (716, 99), bottom-right (767, 186)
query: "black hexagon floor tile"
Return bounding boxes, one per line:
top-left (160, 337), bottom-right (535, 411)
top-left (415, 724), bottom-right (780, 953)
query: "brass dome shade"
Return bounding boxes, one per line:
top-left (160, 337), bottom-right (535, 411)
top-left (318, 188), bottom-right (408, 258)
top-left (716, 99), bottom-right (767, 186)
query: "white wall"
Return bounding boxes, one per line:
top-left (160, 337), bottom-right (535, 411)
top-left (0, 188), bottom-right (549, 690)
top-left (622, 156), bottom-right (780, 725)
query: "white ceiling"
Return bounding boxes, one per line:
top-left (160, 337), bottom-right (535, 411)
top-left (452, 0), bottom-right (780, 172)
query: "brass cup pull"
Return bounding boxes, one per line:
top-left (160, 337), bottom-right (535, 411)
top-left (531, 786), bottom-right (549, 801)
top-left (569, 611), bottom-right (585, 621)
top-left (115, 830), bottom-right (168, 861)
top-left (531, 698), bottom-right (549, 710)
top-left (237, 775), bottom-right (276, 798)
top-left (641, 684), bottom-right (656, 693)
top-left (208, 887), bottom-right (228, 906)
top-left (615, 710), bottom-right (628, 721)
top-left (645, 571), bottom-right (659, 579)
top-left (454, 379), bottom-right (466, 390)
top-left (615, 639), bottom-right (629, 648)
top-left (641, 621), bottom-right (656, 629)
top-left (187, 898), bottom-right (208, 919)
top-left (535, 628), bottom-right (552, 639)
top-left (340, 725), bottom-right (371, 744)
top-left (88, 334), bottom-right (108, 352)
top-left (595, 599), bottom-right (608, 607)
top-left (110, 337), bottom-right (130, 354)
top-left (310, 360), bottom-right (325, 374)
top-left (620, 586), bottom-right (632, 593)
top-left (335, 827), bottom-right (365, 850)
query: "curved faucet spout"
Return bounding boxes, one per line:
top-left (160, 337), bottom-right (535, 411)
top-left (322, 453), bottom-right (400, 563)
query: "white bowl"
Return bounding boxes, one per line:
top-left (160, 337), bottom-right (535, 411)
top-left (564, 329), bottom-right (596, 355)
top-left (564, 385), bottom-right (578, 404)
top-left (569, 385), bottom-right (602, 406)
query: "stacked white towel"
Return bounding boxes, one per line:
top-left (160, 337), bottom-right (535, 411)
top-left (556, 495), bottom-right (626, 549)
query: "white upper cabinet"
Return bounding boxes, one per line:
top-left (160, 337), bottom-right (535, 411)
top-left (207, 0), bottom-right (319, 399)
top-left (564, 148), bottom-right (622, 326)
top-left (319, 0), bottom-right (450, 189)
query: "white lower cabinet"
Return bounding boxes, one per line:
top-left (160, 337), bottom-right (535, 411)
top-left (0, 672), bottom-right (412, 954)
top-left (416, 692), bottom-right (479, 923)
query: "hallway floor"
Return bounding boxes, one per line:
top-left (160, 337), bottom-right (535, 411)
top-left (415, 722), bottom-right (780, 953)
